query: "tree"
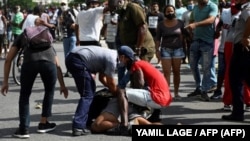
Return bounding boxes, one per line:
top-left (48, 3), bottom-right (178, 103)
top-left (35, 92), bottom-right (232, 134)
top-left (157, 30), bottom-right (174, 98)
top-left (6, 0), bottom-right (37, 10)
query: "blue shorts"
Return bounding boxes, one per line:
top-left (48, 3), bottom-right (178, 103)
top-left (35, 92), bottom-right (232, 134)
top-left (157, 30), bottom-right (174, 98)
top-left (160, 47), bottom-right (185, 59)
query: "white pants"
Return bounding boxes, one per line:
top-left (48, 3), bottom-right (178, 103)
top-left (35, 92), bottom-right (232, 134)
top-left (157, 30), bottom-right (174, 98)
top-left (125, 88), bottom-right (162, 109)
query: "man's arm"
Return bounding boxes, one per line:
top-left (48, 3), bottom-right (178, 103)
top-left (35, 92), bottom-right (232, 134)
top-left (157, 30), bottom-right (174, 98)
top-left (130, 69), bottom-right (144, 88)
top-left (241, 17), bottom-right (250, 49)
top-left (136, 23), bottom-right (147, 55)
top-left (98, 73), bottom-right (117, 95)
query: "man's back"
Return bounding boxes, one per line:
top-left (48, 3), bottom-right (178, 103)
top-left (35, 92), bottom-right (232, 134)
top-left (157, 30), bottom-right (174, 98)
top-left (76, 7), bottom-right (104, 41)
top-left (70, 46), bottom-right (117, 76)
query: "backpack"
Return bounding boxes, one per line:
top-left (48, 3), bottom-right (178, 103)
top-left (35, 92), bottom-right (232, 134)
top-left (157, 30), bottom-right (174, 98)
top-left (24, 26), bottom-right (53, 50)
top-left (86, 88), bottom-right (114, 127)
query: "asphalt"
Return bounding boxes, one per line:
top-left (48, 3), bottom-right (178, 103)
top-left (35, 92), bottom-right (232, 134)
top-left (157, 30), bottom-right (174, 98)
top-left (0, 40), bottom-right (249, 141)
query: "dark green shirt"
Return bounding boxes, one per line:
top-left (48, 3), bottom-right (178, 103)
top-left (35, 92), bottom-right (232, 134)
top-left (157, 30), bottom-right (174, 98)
top-left (117, 2), bottom-right (155, 52)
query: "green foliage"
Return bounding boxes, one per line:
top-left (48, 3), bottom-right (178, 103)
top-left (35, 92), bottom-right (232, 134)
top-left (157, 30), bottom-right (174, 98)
top-left (5, 0), bottom-right (37, 10)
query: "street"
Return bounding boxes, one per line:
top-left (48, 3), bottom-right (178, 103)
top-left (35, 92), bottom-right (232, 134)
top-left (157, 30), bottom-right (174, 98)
top-left (0, 41), bottom-right (249, 141)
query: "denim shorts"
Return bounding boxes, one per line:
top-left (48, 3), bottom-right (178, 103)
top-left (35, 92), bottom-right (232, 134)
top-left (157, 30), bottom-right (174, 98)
top-left (160, 47), bottom-right (185, 59)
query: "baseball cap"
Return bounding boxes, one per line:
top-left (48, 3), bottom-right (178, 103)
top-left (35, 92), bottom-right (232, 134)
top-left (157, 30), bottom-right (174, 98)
top-left (61, 0), bottom-right (67, 5)
top-left (118, 46), bottom-right (135, 61)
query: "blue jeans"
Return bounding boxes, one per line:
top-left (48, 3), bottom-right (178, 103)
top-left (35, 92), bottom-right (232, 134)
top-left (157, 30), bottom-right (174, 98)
top-left (189, 39), bottom-right (215, 92)
top-left (63, 36), bottom-right (76, 57)
top-left (19, 61), bottom-right (57, 130)
top-left (65, 53), bottom-right (96, 129)
top-left (210, 55), bottom-right (217, 88)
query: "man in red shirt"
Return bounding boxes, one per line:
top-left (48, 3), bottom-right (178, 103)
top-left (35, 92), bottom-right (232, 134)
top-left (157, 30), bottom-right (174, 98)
top-left (116, 46), bottom-right (172, 134)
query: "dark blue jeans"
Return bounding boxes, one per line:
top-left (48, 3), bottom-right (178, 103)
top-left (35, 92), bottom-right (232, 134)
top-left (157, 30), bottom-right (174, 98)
top-left (19, 61), bottom-right (57, 130)
top-left (65, 53), bottom-right (96, 129)
top-left (230, 43), bottom-right (250, 117)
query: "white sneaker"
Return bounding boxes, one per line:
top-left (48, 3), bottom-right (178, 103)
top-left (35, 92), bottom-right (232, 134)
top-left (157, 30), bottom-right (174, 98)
top-left (223, 105), bottom-right (232, 111)
top-left (155, 64), bottom-right (161, 68)
top-left (245, 105), bottom-right (250, 112)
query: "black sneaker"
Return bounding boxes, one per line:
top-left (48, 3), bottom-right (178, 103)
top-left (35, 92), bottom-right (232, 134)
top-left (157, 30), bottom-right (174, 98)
top-left (13, 128), bottom-right (30, 139)
top-left (210, 90), bottom-right (222, 99)
top-left (148, 109), bottom-right (161, 122)
top-left (37, 122), bottom-right (56, 133)
top-left (64, 72), bottom-right (72, 77)
top-left (199, 92), bottom-right (210, 101)
top-left (106, 125), bottom-right (129, 136)
top-left (187, 88), bottom-right (201, 97)
top-left (221, 114), bottom-right (244, 122)
top-left (72, 128), bottom-right (91, 136)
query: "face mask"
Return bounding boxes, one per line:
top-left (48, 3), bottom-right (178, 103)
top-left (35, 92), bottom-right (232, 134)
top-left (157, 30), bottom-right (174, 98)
top-left (61, 5), bottom-right (68, 11)
top-left (235, 3), bottom-right (242, 10)
top-left (165, 13), bottom-right (175, 20)
top-left (187, 4), bottom-right (194, 11)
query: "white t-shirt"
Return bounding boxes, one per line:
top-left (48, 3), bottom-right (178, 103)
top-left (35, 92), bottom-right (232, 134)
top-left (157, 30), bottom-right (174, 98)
top-left (219, 8), bottom-right (241, 52)
top-left (0, 15), bottom-right (4, 34)
top-left (104, 13), bottom-right (118, 42)
top-left (22, 14), bottom-right (39, 31)
top-left (76, 7), bottom-right (104, 41)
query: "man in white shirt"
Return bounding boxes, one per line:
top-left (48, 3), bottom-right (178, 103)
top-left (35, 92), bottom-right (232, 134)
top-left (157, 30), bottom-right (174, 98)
top-left (75, 0), bottom-right (108, 46)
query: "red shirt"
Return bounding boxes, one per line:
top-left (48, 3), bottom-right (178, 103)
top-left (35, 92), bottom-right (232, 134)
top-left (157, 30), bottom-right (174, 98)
top-left (130, 60), bottom-right (172, 106)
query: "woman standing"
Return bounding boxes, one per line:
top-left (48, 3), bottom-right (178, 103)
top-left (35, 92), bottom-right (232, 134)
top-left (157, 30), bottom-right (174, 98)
top-left (1, 8), bottom-right (68, 138)
top-left (155, 5), bottom-right (186, 100)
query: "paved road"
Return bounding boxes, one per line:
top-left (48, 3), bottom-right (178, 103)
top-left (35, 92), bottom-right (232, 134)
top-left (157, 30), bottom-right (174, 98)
top-left (0, 41), bottom-right (249, 141)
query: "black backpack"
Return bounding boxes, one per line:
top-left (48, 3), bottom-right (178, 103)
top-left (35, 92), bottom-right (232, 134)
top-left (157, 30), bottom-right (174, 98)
top-left (86, 88), bottom-right (114, 127)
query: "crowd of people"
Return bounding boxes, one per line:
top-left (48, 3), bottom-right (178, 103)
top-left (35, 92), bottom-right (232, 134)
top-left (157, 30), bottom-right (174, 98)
top-left (0, 0), bottom-right (250, 139)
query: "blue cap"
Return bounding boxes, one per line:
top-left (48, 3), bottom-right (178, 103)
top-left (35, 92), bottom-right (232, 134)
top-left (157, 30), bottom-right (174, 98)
top-left (118, 46), bottom-right (135, 61)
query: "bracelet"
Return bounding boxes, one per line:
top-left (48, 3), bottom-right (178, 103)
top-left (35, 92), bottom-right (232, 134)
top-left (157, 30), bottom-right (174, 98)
top-left (135, 47), bottom-right (141, 50)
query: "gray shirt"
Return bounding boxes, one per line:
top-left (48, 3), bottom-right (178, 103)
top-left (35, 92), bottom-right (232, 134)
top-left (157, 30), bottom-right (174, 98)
top-left (156, 20), bottom-right (184, 49)
top-left (234, 2), bottom-right (250, 43)
top-left (71, 46), bottom-right (117, 77)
